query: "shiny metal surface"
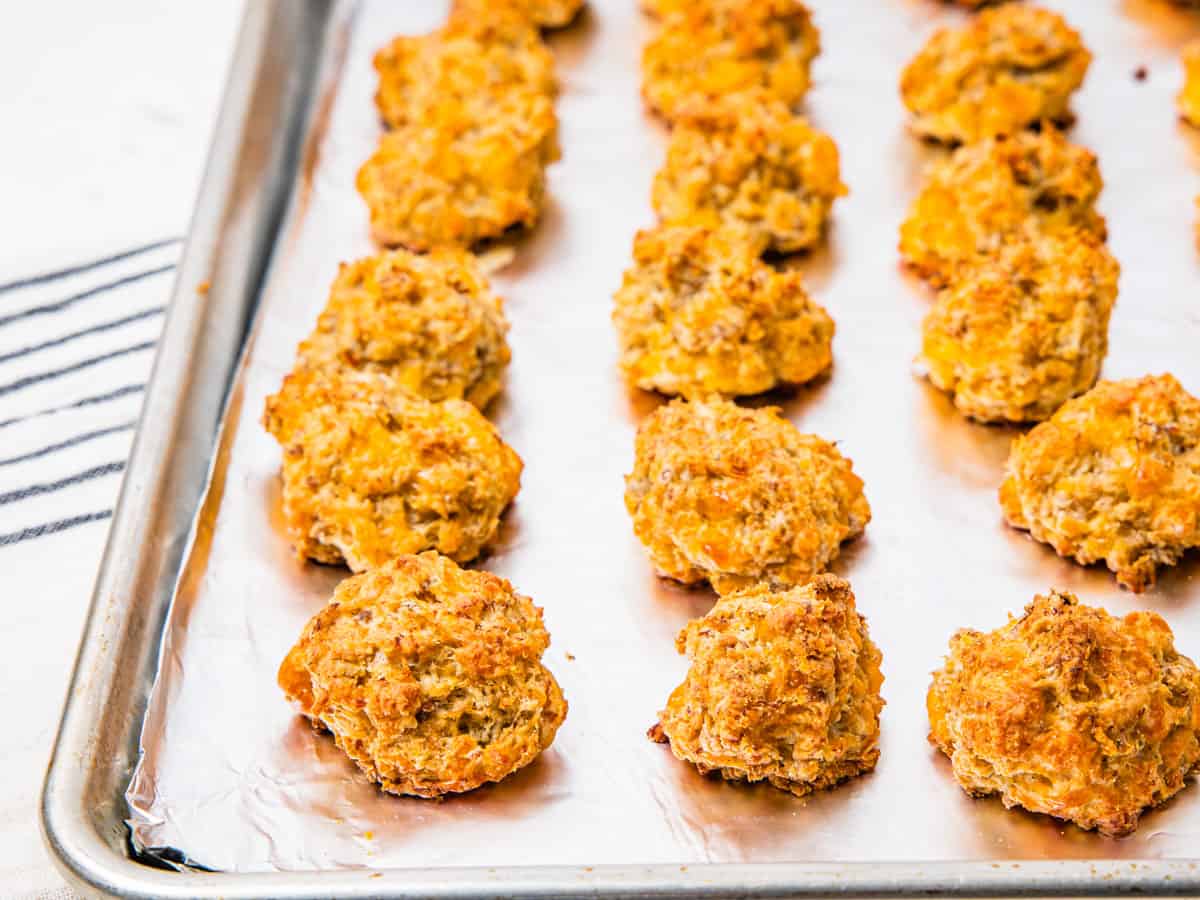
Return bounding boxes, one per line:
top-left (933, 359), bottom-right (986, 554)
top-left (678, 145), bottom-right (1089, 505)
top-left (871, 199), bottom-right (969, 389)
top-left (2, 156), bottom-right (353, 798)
top-left (39, 0), bottom-right (335, 896)
top-left (48, 0), bottom-right (1200, 896)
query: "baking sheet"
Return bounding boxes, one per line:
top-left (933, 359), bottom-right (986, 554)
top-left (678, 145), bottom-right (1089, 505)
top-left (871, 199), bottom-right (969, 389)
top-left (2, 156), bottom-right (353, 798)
top-left (126, 0), bottom-right (1200, 873)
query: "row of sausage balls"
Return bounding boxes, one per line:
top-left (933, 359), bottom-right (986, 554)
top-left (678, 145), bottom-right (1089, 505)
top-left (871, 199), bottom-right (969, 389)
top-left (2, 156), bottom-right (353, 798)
top-left (262, 243), bottom-right (1200, 837)
top-left (262, 0), bottom-right (1199, 842)
top-left (279, 547), bottom-right (1199, 839)
top-left (358, 1), bottom-right (1198, 262)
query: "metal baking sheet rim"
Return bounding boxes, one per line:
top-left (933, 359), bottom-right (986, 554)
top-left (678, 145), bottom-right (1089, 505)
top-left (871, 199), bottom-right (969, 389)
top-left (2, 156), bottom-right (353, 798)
top-left (40, 0), bottom-right (1200, 896)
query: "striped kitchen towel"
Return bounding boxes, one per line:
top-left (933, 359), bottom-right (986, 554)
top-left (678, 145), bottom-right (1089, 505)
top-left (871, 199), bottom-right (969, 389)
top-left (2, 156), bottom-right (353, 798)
top-left (0, 238), bottom-right (179, 549)
top-left (0, 235), bottom-right (185, 899)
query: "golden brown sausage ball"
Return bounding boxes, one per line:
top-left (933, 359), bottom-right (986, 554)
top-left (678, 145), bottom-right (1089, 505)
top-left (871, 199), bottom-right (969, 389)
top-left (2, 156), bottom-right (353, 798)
top-left (536, 0), bottom-right (586, 28)
top-left (899, 128), bottom-right (1105, 286)
top-left (356, 93), bottom-right (558, 252)
top-left (1180, 41), bottom-right (1200, 127)
top-left (279, 552), bottom-right (567, 798)
top-left (640, 0), bottom-right (694, 16)
top-left (1000, 375), bottom-right (1200, 592)
top-left (373, 13), bottom-right (556, 132)
top-left (652, 92), bottom-right (846, 255)
top-left (928, 590), bottom-right (1200, 836)
top-left (651, 574), bottom-right (884, 796)
top-left (262, 367), bottom-right (522, 571)
top-left (295, 249), bottom-right (510, 410)
top-left (362, 16), bottom-right (559, 253)
top-left (945, 0), bottom-right (1020, 7)
top-left (900, 6), bottom-right (1091, 144)
top-left (642, 0), bottom-right (820, 125)
top-left (612, 225), bottom-right (834, 398)
top-left (624, 397), bottom-right (870, 595)
top-left (450, 0), bottom-right (585, 29)
top-left (917, 229), bottom-right (1118, 424)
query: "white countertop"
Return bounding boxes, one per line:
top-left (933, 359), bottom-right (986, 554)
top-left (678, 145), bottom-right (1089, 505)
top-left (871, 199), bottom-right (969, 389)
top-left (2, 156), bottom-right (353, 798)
top-left (0, 2), bottom-right (243, 895)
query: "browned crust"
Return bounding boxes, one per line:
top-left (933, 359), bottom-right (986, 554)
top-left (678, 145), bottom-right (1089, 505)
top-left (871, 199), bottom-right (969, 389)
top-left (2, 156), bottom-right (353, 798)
top-left (1000, 374), bottom-right (1200, 591)
top-left (280, 552), bottom-right (567, 798)
top-left (624, 397), bottom-right (869, 594)
top-left (654, 575), bottom-right (884, 797)
top-left (929, 590), bottom-right (1200, 836)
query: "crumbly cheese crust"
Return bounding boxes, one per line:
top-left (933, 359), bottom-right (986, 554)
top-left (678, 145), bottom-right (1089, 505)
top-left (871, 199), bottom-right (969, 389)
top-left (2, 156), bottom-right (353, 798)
top-left (945, 0), bottom-right (1019, 7)
top-left (279, 552), bottom-right (566, 798)
top-left (929, 590), bottom-right (1200, 836)
top-left (918, 228), bottom-right (1118, 424)
top-left (900, 128), bottom-right (1105, 286)
top-left (262, 367), bottom-right (522, 571)
top-left (642, 0), bottom-right (820, 124)
top-left (613, 225), bottom-right (834, 398)
top-left (450, 0), bottom-right (585, 29)
top-left (357, 90), bottom-right (557, 252)
top-left (1000, 375), bottom-right (1200, 592)
top-left (362, 12), bottom-right (559, 252)
top-left (653, 574), bottom-right (884, 797)
top-left (653, 93), bottom-right (846, 255)
top-left (1179, 41), bottom-right (1200, 127)
top-left (295, 249), bottom-right (510, 409)
top-left (624, 397), bottom-right (870, 595)
top-left (373, 13), bottom-right (556, 131)
top-left (900, 6), bottom-right (1091, 143)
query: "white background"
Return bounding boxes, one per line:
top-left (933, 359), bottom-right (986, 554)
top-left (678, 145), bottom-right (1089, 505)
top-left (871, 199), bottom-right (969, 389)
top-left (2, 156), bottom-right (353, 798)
top-left (0, 2), bottom-right (243, 895)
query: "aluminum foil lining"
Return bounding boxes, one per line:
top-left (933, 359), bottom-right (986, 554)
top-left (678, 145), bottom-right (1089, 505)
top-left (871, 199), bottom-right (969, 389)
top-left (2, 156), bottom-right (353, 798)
top-left (126, 0), bottom-right (1200, 873)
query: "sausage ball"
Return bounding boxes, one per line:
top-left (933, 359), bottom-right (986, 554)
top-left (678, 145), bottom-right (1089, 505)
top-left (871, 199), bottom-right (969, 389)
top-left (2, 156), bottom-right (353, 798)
top-left (917, 229), bottom-right (1119, 424)
top-left (295, 249), bottom-right (510, 410)
top-left (652, 92), bottom-right (847, 255)
top-left (451, 0), bottom-right (585, 29)
top-left (262, 367), bottom-right (522, 571)
top-left (641, 0), bottom-right (693, 16)
top-left (1000, 375), bottom-right (1200, 592)
top-left (642, 0), bottom-right (820, 125)
top-left (651, 574), bottom-right (884, 797)
top-left (612, 225), bottom-right (834, 398)
top-left (1180, 41), bottom-right (1200, 128)
top-left (624, 397), bottom-right (870, 595)
top-left (899, 128), bottom-right (1105, 286)
top-left (928, 590), bottom-right (1200, 836)
top-left (641, 0), bottom-right (771, 17)
top-left (356, 91), bottom-right (558, 252)
top-left (373, 13), bottom-right (556, 132)
top-left (900, 6), bottom-right (1092, 144)
top-left (279, 552), bottom-right (567, 798)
